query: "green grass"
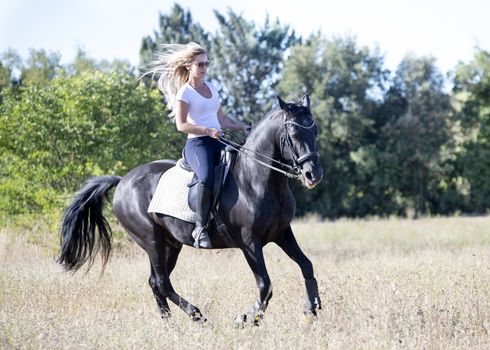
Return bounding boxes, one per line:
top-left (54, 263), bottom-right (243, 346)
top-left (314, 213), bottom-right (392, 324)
top-left (1, 216), bottom-right (489, 349)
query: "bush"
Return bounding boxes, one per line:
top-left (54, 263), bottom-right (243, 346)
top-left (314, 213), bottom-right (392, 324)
top-left (0, 70), bottom-right (183, 215)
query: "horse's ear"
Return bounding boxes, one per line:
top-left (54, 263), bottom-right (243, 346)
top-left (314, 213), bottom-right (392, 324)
top-left (277, 96), bottom-right (288, 111)
top-left (301, 93), bottom-right (310, 109)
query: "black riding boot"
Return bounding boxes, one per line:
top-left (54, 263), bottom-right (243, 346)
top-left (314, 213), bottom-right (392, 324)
top-left (192, 182), bottom-right (212, 248)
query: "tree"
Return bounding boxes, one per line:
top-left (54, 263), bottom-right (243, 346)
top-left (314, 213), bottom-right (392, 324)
top-left (20, 48), bottom-right (62, 85)
top-left (0, 61), bottom-right (12, 97)
top-left (63, 47), bottom-right (136, 77)
top-left (0, 49), bottom-right (23, 94)
top-left (64, 47), bottom-right (99, 76)
top-left (382, 55), bottom-right (454, 217)
top-left (139, 3), bottom-right (210, 69)
top-left (0, 70), bottom-right (182, 214)
top-left (210, 10), bottom-right (298, 122)
top-left (278, 34), bottom-right (390, 218)
top-left (453, 49), bottom-right (490, 212)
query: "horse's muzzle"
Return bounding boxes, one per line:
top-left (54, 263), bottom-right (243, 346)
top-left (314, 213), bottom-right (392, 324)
top-left (300, 161), bottom-right (323, 189)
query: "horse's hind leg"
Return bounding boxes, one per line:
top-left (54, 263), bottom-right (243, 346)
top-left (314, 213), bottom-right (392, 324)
top-left (274, 226), bottom-right (321, 317)
top-left (119, 219), bottom-right (202, 321)
top-left (147, 235), bottom-right (206, 322)
top-left (148, 243), bottom-right (182, 318)
top-left (149, 265), bottom-right (170, 317)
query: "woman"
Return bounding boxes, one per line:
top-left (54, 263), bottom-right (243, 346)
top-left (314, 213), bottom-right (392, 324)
top-left (144, 42), bottom-right (249, 248)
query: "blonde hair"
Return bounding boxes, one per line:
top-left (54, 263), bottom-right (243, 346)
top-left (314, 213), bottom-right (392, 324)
top-left (141, 42), bottom-right (207, 114)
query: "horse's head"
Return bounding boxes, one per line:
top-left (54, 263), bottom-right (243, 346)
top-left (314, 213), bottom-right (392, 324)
top-left (277, 94), bottom-right (323, 189)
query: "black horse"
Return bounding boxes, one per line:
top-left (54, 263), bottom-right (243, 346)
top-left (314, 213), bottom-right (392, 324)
top-left (58, 94), bottom-right (323, 326)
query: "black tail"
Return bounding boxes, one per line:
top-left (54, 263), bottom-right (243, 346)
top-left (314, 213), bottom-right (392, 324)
top-left (58, 175), bottom-right (121, 272)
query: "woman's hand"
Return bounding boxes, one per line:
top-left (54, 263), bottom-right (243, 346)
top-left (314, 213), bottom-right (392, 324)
top-left (206, 127), bottom-right (222, 139)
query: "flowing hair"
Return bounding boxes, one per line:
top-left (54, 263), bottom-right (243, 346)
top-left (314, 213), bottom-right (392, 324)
top-left (141, 42), bottom-right (207, 118)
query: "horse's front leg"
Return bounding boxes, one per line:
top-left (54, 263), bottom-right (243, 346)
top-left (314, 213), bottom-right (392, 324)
top-left (235, 238), bottom-right (272, 327)
top-left (275, 226), bottom-right (321, 318)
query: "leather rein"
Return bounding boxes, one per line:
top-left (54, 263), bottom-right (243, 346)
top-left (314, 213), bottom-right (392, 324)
top-left (218, 117), bottom-right (319, 179)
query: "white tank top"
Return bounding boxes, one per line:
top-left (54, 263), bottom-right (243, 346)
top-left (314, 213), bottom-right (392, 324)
top-left (175, 81), bottom-right (222, 138)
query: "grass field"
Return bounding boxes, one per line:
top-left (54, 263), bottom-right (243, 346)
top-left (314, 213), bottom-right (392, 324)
top-left (1, 216), bottom-right (489, 349)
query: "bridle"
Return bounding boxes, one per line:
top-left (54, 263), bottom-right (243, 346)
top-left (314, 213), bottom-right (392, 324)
top-left (282, 118), bottom-right (319, 174)
top-left (218, 114), bottom-right (319, 179)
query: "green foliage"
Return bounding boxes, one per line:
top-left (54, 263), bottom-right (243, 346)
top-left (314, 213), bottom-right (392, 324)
top-left (0, 49), bottom-right (23, 98)
top-left (0, 61), bottom-right (12, 92)
top-left (139, 3), bottom-right (210, 69)
top-left (279, 36), bottom-right (460, 218)
top-left (20, 49), bottom-right (62, 86)
top-left (0, 70), bottom-right (182, 214)
top-left (380, 55), bottom-right (455, 217)
top-left (138, 6), bottom-right (297, 122)
top-left (453, 49), bottom-right (490, 212)
top-left (210, 10), bottom-right (298, 122)
top-left (2, 5), bottom-right (490, 220)
top-left (279, 34), bottom-right (392, 217)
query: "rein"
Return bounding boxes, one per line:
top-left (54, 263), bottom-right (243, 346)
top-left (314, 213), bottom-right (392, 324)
top-left (218, 136), bottom-right (301, 179)
top-left (217, 118), bottom-right (318, 180)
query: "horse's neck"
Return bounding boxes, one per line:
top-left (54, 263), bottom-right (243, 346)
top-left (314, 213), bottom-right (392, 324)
top-left (245, 122), bottom-right (280, 159)
top-left (236, 117), bottom-right (288, 191)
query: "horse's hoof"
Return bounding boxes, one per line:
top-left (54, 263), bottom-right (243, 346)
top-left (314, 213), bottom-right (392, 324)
top-left (191, 311), bottom-right (207, 323)
top-left (234, 314), bottom-right (246, 328)
top-left (234, 312), bottom-right (263, 328)
top-left (253, 311), bottom-right (264, 326)
top-left (302, 311), bottom-right (318, 326)
top-left (160, 311), bottom-right (171, 319)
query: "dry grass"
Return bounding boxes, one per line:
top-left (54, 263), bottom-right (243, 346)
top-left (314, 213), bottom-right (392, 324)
top-left (1, 216), bottom-right (489, 349)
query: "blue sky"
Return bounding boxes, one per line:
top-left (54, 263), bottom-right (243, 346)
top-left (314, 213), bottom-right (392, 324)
top-left (1, 0), bottom-right (489, 73)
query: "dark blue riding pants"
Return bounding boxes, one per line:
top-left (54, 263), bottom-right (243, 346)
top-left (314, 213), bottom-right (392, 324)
top-left (184, 136), bottom-right (224, 189)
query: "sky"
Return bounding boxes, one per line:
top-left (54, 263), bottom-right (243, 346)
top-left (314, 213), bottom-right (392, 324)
top-left (1, 0), bottom-right (489, 73)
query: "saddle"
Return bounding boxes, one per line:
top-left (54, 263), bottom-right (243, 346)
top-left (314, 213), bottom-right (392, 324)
top-left (180, 146), bottom-right (237, 245)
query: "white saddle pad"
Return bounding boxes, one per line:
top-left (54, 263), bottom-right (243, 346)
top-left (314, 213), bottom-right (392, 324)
top-left (147, 164), bottom-right (197, 223)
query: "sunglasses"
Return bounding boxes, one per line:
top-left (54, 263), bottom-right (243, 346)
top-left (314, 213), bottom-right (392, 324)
top-left (193, 61), bottom-right (210, 68)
